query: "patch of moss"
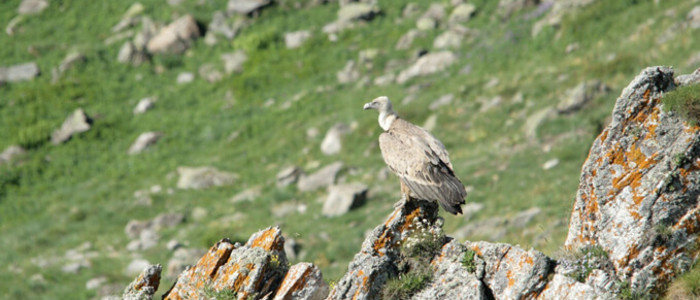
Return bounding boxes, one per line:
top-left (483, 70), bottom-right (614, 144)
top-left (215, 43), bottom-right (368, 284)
top-left (662, 84), bottom-right (700, 125)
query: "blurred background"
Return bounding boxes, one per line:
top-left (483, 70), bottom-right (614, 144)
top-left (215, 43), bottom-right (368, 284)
top-left (1, 0), bottom-right (699, 298)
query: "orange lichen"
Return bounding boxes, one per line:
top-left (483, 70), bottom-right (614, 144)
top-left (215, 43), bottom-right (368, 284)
top-left (276, 265), bottom-right (313, 297)
top-left (372, 207), bottom-right (423, 256)
top-left (506, 269), bottom-right (515, 287)
top-left (249, 228), bottom-right (283, 252)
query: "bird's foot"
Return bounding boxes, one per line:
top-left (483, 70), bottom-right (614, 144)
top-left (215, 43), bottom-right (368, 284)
top-left (394, 195), bottom-right (408, 208)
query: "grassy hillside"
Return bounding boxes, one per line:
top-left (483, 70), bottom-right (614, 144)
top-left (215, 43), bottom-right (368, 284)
top-left (1, 0), bottom-right (699, 298)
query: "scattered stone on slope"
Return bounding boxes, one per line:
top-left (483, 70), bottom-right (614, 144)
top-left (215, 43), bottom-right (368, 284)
top-left (18, 0), bottom-right (48, 15)
top-left (285, 30), bottom-right (312, 49)
top-left (321, 123), bottom-right (350, 155)
top-left (221, 50), bottom-right (247, 74)
top-left (422, 3), bottom-right (447, 23)
top-left (396, 51), bottom-right (457, 83)
top-left (133, 97), bottom-right (156, 114)
top-left (128, 131), bottom-right (162, 155)
top-left (429, 93), bottom-right (455, 110)
top-left (542, 158), bottom-right (559, 170)
top-left (117, 41), bottom-right (149, 66)
top-left (198, 63), bottom-right (223, 83)
top-left (127, 229), bottom-right (159, 251)
top-left (0, 62), bottom-right (40, 84)
top-left (449, 3), bottom-right (477, 24)
top-left (556, 80), bottom-right (609, 114)
top-left (416, 16), bottom-right (437, 31)
top-left (208, 11), bottom-right (244, 40)
top-left (565, 66), bottom-right (700, 296)
top-left (227, 0), bottom-right (273, 15)
top-left (51, 108), bottom-right (92, 145)
top-left (276, 166), bottom-right (303, 187)
top-left (337, 3), bottom-right (381, 22)
top-left (230, 186), bottom-right (261, 203)
top-left (0, 145), bottom-right (25, 165)
top-left (165, 248), bottom-right (207, 278)
top-left (322, 183), bottom-right (368, 217)
top-left (176, 166), bottom-right (237, 189)
top-left (433, 25), bottom-right (469, 49)
top-left (523, 107), bottom-right (555, 140)
top-left (395, 29), bottom-right (423, 50)
top-left (147, 15), bottom-right (200, 54)
top-left (496, 0), bottom-right (539, 20)
top-left (422, 114), bottom-right (438, 131)
top-left (532, 0), bottom-right (598, 37)
top-left (112, 2), bottom-right (145, 33)
top-left (688, 6), bottom-right (700, 29)
top-left (122, 264), bottom-right (161, 300)
top-left (176, 72), bottom-right (194, 84)
top-left (52, 52), bottom-right (86, 82)
top-left (337, 60), bottom-right (360, 83)
top-left (297, 161), bottom-right (344, 192)
top-left (86, 276), bottom-right (107, 290)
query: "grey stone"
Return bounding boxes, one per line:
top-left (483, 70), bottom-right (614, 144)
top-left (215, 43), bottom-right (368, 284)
top-left (687, 6), bottom-right (700, 29)
top-left (51, 108), bottom-right (92, 145)
top-left (297, 162), bottom-right (343, 192)
top-left (413, 240), bottom-right (487, 300)
top-left (198, 63), bottom-right (223, 83)
top-left (112, 3), bottom-right (145, 33)
top-left (62, 261), bottom-right (90, 274)
top-left (542, 158), bottom-right (559, 170)
top-left (510, 206), bottom-right (541, 228)
top-left (422, 3), bottom-right (446, 22)
top-left (127, 132), bottom-right (162, 155)
top-left (0, 62), bottom-right (39, 83)
top-left (117, 41), bottom-right (149, 66)
top-left (429, 94), bottom-right (455, 110)
top-left (227, 0), bottom-right (272, 15)
top-left (125, 219), bottom-right (152, 239)
top-left (147, 15), bottom-right (200, 54)
top-left (676, 67), bottom-right (700, 86)
top-left (496, 0), bottom-right (539, 20)
top-left (86, 276), bottom-right (107, 290)
top-left (322, 183), bottom-right (368, 217)
top-left (337, 3), bottom-right (381, 22)
top-left (0, 145), bottom-right (25, 165)
top-left (321, 123), bottom-right (350, 155)
top-left (422, 114), bottom-right (438, 132)
top-left (433, 27), bottom-right (466, 49)
top-left (176, 166), bottom-right (237, 189)
top-left (52, 52), bottom-right (86, 82)
top-left (523, 107), bottom-right (555, 140)
top-left (221, 51), bottom-right (247, 74)
top-left (373, 73), bottom-right (395, 86)
top-left (153, 212), bottom-right (185, 229)
top-left (337, 60), bottom-right (360, 83)
top-left (556, 80), bottom-right (609, 114)
top-left (176, 72), bottom-right (194, 84)
top-left (416, 17), bottom-right (437, 31)
top-left (276, 166), bottom-right (303, 187)
top-left (208, 11), bottom-right (242, 40)
top-left (396, 51), bottom-right (457, 83)
top-left (5, 15), bottom-right (25, 36)
top-left (230, 186), bottom-right (261, 203)
top-left (166, 240), bottom-right (183, 251)
top-left (285, 30), bottom-right (312, 49)
top-left (133, 97), bottom-right (155, 114)
top-left (395, 29), bottom-right (422, 50)
top-left (449, 3), bottom-right (477, 23)
top-left (18, 0), bottom-right (48, 14)
top-left (122, 264), bottom-right (161, 300)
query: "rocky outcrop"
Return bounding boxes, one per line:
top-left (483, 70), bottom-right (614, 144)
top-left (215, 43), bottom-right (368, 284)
top-left (121, 67), bottom-right (699, 299)
top-left (565, 66), bottom-right (700, 296)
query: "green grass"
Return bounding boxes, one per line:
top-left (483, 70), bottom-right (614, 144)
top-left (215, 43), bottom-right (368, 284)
top-left (1, 0), bottom-right (700, 298)
top-left (461, 249), bottom-right (477, 273)
top-left (662, 83), bottom-right (700, 125)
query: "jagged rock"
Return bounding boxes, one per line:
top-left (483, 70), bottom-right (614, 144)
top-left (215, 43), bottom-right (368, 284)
top-left (285, 30), bottom-right (312, 49)
top-left (176, 166), bottom-right (237, 189)
top-left (565, 66), bottom-right (700, 296)
top-left (396, 51), bottom-right (457, 84)
top-left (123, 264), bottom-right (161, 300)
top-left (117, 41), bottom-right (149, 66)
top-left (337, 3), bottom-right (381, 22)
top-left (127, 132), bottom-right (162, 155)
top-left (198, 63), bottom-right (223, 83)
top-left (556, 80), bottom-right (609, 114)
top-left (147, 15), bottom-right (200, 54)
top-left (321, 123), bottom-right (350, 155)
top-left (0, 62), bottom-right (39, 84)
top-left (221, 50), bottom-right (247, 74)
top-left (166, 248), bottom-right (207, 278)
top-left (448, 3), bottom-right (477, 23)
top-left (0, 145), bottom-right (25, 165)
top-left (227, 0), bottom-right (272, 15)
top-left (176, 72), bottom-right (194, 84)
top-left (273, 263), bottom-right (329, 300)
top-left (51, 108), bottom-right (92, 145)
top-left (277, 166), bottom-right (303, 187)
top-left (18, 0), bottom-right (48, 14)
top-left (337, 60), bottom-right (360, 83)
top-left (322, 183), bottom-right (368, 217)
top-left (133, 97), bottom-right (155, 114)
top-left (297, 161), bottom-right (343, 192)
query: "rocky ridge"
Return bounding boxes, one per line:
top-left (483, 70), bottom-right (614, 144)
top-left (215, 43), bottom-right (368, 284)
top-left (120, 67), bottom-right (699, 299)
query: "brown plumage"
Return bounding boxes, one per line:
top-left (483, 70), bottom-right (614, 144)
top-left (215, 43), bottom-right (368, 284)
top-left (363, 96), bottom-right (467, 215)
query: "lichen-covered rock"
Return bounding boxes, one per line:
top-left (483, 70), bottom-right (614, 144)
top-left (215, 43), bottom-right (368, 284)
top-left (163, 239), bottom-right (237, 299)
top-left (465, 241), bottom-right (551, 299)
top-left (536, 273), bottom-right (611, 300)
top-left (123, 264), bottom-right (162, 300)
top-left (273, 263), bottom-right (329, 300)
top-left (413, 240), bottom-right (487, 300)
top-left (565, 66), bottom-right (700, 295)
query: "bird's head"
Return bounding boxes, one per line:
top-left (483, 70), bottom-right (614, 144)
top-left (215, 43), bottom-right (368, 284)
top-left (363, 96), bottom-right (393, 113)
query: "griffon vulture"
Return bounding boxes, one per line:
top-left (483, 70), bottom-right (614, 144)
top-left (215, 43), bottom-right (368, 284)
top-left (363, 96), bottom-right (467, 215)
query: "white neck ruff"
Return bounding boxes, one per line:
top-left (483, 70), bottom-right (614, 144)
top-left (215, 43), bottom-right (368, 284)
top-left (379, 111), bottom-right (397, 131)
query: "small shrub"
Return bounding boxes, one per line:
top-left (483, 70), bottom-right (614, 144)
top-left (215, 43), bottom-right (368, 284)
top-left (566, 245), bottom-right (610, 283)
top-left (461, 249), bottom-right (477, 273)
top-left (200, 285), bottom-right (238, 300)
top-left (662, 84), bottom-right (700, 125)
top-left (382, 263), bottom-right (432, 300)
top-left (616, 280), bottom-right (649, 300)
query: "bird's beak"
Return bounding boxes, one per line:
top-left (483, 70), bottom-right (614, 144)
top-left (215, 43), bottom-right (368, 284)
top-left (363, 102), bottom-right (373, 110)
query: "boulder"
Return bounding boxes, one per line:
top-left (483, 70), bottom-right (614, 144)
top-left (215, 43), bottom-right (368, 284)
top-left (320, 123), bottom-right (350, 155)
top-left (276, 166), bottom-right (303, 187)
top-left (566, 67), bottom-right (700, 296)
top-left (176, 166), bottom-right (237, 189)
top-left (273, 263), bottom-right (329, 300)
top-left (395, 29), bottom-right (422, 50)
top-left (52, 52), bottom-right (86, 82)
top-left (0, 62), bottom-right (40, 84)
top-left (133, 97), bottom-right (156, 114)
top-left (448, 3), bottom-right (477, 23)
top-left (198, 63), bottom-right (223, 83)
top-left (396, 51), bottom-right (457, 84)
top-left (337, 60), bottom-right (360, 84)
top-left (51, 108), bottom-right (92, 145)
top-left (176, 72), bottom-right (194, 84)
top-left (227, 0), bottom-right (273, 15)
top-left (147, 15), bottom-right (200, 54)
top-left (208, 11), bottom-right (241, 39)
top-left (284, 30), bottom-right (312, 49)
top-left (337, 3), bottom-right (381, 22)
top-left (297, 161), bottom-right (343, 192)
top-left (127, 132), bottom-right (162, 155)
top-left (322, 183), bottom-right (368, 217)
top-left (18, 0), bottom-right (48, 15)
top-left (112, 2), bottom-right (145, 33)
